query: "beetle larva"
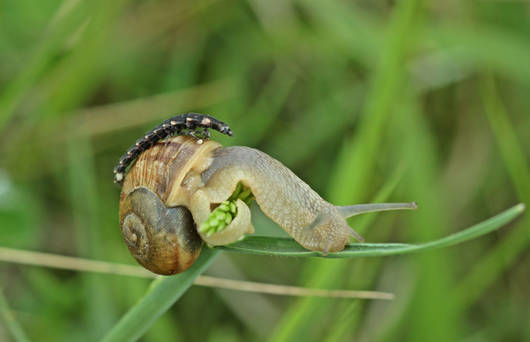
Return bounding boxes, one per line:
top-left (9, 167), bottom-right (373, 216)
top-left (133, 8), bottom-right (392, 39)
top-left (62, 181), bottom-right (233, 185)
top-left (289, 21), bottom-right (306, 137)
top-left (113, 113), bottom-right (233, 183)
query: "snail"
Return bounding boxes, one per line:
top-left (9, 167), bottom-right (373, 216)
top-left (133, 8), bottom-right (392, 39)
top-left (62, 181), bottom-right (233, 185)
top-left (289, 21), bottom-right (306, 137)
top-left (117, 113), bottom-right (417, 275)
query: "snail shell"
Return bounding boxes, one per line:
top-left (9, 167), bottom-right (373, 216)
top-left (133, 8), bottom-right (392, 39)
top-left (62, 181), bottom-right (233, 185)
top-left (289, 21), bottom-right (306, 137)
top-left (119, 136), bottom-right (254, 274)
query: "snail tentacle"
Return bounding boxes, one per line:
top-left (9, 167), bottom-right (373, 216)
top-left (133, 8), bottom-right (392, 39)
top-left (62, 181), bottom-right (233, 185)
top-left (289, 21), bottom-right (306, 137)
top-left (337, 202), bottom-right (418, 218)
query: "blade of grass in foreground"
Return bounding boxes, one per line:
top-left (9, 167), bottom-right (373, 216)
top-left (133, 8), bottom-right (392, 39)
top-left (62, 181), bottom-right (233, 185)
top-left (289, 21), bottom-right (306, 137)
top-left (451, 75), bottom-right (530, 309)
top-left (101, 248), bottom-right (219, 342)
top-left (0, 0), bottom-right (89, 130)
top-left (0, 288), bottom-right (31, 342)
top-left (102, 203), bottom-right (523, 342)
top-left (217, 204), bottom-right (525, 257)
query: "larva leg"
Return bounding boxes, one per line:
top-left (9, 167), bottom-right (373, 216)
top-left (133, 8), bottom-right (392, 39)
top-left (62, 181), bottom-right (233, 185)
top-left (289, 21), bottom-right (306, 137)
top-left (187, 127), bottom-right (211, 140)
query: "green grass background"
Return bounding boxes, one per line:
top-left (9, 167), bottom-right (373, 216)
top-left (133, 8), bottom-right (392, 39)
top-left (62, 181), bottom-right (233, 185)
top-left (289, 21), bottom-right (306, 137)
top-left (0, 0), bottom-right (529, 341)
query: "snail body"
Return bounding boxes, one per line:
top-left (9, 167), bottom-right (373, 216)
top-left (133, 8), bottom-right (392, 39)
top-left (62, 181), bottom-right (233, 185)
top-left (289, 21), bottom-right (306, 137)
top-left (118, 114), bottom-right (417, 275)
top-left (198, 146), bottom-right (361, 252)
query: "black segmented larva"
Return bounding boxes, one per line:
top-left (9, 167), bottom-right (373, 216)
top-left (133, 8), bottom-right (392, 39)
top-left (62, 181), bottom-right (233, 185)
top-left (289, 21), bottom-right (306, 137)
top-left (113, 113), bottom-right (233, 184)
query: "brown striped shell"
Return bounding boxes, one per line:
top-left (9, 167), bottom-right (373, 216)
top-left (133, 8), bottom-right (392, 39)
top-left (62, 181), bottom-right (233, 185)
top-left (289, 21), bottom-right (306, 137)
top-left (119, 136), bottom-right (254, 275)
top-left (119, 136), bottom-right (218, 274)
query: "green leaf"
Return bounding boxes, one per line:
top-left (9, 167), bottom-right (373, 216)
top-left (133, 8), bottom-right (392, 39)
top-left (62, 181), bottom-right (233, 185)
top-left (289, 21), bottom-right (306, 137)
top-left (101, 248), bottom-right (219, 342)
top-left (451, 75), bottom-right (530, 309)
top-left (101, 204), bottom-right (524, 342)
top-left (0, 288), bottom-right (31, 342)
top-left (217, 204), bottom-right (525, 257)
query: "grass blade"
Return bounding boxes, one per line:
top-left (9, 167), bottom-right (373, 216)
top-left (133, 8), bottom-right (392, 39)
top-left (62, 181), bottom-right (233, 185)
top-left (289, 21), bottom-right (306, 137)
top-left (99, 202), bottom-right (524, 342)
top-left (0, 288), bottom-right (31, 342)
top-left (271, 0), bottom-right (424, 339)
top-left (0, 0), bottom-right (88, 130)
top-left (101, 248), bottom-right (219, 342)
top-left (218, 204), bottom-right (525, 257)
top-left (0, 247), bottom-right (394, 300)
top-left (451, 75), bottom-right (530, 308)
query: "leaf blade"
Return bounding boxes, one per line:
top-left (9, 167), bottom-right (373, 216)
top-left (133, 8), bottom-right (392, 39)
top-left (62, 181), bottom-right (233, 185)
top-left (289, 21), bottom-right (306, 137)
top-left (101, 248), bottom-right (219, 342)
top-left (217, 204), bottom-right (525, 257)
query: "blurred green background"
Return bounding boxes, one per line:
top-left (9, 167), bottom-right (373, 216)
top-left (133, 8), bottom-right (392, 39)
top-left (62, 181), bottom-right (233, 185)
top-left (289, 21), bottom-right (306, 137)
top-left (0, 0), bottom-right (529, 341)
